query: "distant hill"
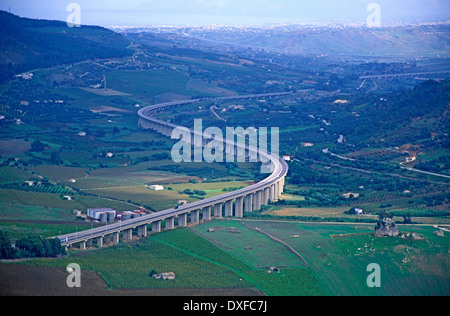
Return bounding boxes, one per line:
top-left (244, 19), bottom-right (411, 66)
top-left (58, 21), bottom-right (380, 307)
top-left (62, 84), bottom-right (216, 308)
top-left (0, 11), bottom-right (132, 83)
top-left (184, 24), bottom-right (450, 58)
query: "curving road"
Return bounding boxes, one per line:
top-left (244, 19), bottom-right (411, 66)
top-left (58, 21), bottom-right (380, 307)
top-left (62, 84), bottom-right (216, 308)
top-left (58, 93), bottom-right (289, 247)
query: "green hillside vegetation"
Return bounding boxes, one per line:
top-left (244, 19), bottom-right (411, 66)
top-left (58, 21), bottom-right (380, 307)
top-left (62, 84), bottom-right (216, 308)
top-left (0, 11), bottom-right (132, 83)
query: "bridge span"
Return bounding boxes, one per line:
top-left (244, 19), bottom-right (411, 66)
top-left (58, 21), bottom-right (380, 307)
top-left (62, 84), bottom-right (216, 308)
top-left (359, 70), bottom-right (450, 81)
top-left (57, 93), bottom-right (289, 249)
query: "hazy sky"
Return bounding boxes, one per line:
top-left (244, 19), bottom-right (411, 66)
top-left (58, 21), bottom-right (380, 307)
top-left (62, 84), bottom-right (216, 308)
top-left (1, 0), bottom-right (449, 26)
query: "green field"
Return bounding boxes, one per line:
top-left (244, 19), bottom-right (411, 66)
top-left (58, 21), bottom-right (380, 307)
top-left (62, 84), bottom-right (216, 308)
top-left (26, 225), bottom-right (324, 295)
top-left (106, 69), bottom-right (216, 102)
top-left (21, 219), bottom-right (449, 296)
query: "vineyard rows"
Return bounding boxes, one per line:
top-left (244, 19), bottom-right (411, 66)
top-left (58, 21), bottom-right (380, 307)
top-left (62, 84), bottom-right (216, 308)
top-left (0, 182), bottom-right (79, 196)
top-left (27, 228), bottom-right (326, 295)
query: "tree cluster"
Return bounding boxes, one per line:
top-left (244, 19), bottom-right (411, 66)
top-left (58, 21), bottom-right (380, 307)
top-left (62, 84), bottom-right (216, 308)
top-left (0, 232), bottom-right (66, 259)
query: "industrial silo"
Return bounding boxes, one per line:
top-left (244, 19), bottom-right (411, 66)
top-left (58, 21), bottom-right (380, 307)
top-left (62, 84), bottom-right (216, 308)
top-left (107, 212), bottom-right (115, 222)
top-left (99, 212), bottom-right (108, 223)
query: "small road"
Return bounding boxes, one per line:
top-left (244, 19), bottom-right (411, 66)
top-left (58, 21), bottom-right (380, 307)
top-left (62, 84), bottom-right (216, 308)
top-left (399, 162), bottom-right (450, 180)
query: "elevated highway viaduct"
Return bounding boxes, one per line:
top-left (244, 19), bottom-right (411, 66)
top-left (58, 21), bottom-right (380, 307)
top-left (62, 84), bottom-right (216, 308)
top-left (359, 70), bottom-right (450, 81)
top-left (58, 93), bottom-right (289, 249)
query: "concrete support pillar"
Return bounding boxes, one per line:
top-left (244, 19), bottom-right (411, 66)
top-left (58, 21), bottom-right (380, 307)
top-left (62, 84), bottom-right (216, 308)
top-left (269, 185), bottom-right (275, 203)
top-left (178, 213), bottom-right (188, 227)
top-left (137, 225), bottom-right (147, 237)
top-left (253, 191), bottom-right (261, 211)
top-left (244, 194), bottom-right (253, 213)
top-left (111, 232), bottom-right (119, 244)
top-left (277, 180), bottom-right (282, 197)
top-left (262, 187), bottom-right (270, 206)
top-left (166, 217), bottom-right (175, 230)
top-left (274, 182), bottom-right (280, 200)
top-left (257, 190), bottom-right (262, 210)
top-left (97, 236), bottom-right (103, 247)
top-left (79, 241), bottom-right (86, 250)
top-left (224, 200), bottom-right (233, 217)
top-left (235, 196), bottom-right (244, 218)
top-left (191, 210), bottom-right (200, 224)
top-left (213, 203), bottom-right (222, 218)
top-left (202, 206), bottom-right (212, 222)
top-left (152, 220), bottom-right (161, 233)
top-left (123, 228), bottom-right (133, 240)
top-left (87, 239), bottom-right (93, 247)
top-left (252, 191), bottom-right (258, 210)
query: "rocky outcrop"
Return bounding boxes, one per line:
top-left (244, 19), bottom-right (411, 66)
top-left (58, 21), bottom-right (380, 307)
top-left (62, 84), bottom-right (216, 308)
top-left (374, 216), bottom-right (399, 237)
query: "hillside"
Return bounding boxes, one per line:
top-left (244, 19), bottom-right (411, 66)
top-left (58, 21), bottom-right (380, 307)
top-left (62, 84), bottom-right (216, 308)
top-left (0, 11), bottom-right (132, 83)
top-left (339, 79), bottom-right (450, 148)
top-left (183, 24), bottom-right (450, 58)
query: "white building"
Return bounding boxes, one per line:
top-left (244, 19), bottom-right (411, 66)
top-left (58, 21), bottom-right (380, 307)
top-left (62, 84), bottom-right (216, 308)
top-left (152, 272), bottom-right (175, 280)
top-left (149, 185), bottom-right (164, 191)
top-left (354, 208), bottom-right (363, 215)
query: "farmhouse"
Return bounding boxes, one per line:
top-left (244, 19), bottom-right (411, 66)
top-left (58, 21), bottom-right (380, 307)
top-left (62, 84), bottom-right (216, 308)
top-left (149, 185), bottom-right (164, 191)
top-left (16, 73), bottom-right (33, 80)
top-left (354, 208), bottom-right (363, 215)
top-left (152, 272), bottom-right (176, 280)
